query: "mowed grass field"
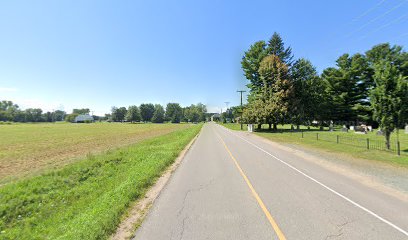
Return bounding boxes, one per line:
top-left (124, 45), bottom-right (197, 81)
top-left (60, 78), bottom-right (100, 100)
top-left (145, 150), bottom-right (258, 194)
top-left (221, 123), bottom-right (408, 166)
top-left (0, 123), bottom-right (202, 239)
top-left (0, 122), bottom-right (191, 183)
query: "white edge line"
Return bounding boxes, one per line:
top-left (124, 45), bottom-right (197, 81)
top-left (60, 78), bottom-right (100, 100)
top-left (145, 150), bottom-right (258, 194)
top-left (219, 125), bottom-right (408, 237)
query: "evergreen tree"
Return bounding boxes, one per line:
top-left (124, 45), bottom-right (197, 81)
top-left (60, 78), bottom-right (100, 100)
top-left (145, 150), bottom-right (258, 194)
top-left (289, 58), bottom-right (318, 128)
top-left (266, 32), bottom-right (294, 66)
top-left (322, 53), bottom-right (372, 124)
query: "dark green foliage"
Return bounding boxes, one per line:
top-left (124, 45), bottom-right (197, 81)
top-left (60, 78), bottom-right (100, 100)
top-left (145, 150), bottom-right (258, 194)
top-left (0, 100), bottom-right (66, 123)
top-left (72, 109), bottom-right (90, 115)
top-left (125, 105), bottom-right (141, 123)
top-left (139, 103), bottom-right (155, 122)
top-left (65, 113), bottom-right (79, 122)
top-left (290, 58), bottom-right (320, 127)
top-left (152, 104), bottom-right (165, 123)
top-left (165, 103), bottom-right (183, 123)
top-left (322, 53), bottom-right (373, 123)
top-left (111, 107), bottom-right (127, 122)
top-left (371, 61), bottom-right (408, 149)
top-left (241, 40), bottom-right (267, 91)
top-left (0, 125), bottom-right (202, 239)
top-left (183, 103), bottom-right (207, 122)
top-left (266, 32), bottom-right (294, 66)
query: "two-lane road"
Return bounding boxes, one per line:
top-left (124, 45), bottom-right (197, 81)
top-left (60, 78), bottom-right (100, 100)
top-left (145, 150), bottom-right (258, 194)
top-left (134, 123), bottom-right (408, 239)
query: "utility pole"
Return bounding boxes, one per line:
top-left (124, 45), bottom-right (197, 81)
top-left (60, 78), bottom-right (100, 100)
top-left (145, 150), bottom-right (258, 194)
top-left (237, 90), bottom-right (246, 130)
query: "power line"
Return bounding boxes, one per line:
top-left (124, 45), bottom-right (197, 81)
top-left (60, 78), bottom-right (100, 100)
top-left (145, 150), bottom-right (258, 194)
top-left (360, 12), bottom-right (408, 40)
top-left (352, 0), bottom-right (387, 22)
top-left (346, 0), bottom-right (407, 38)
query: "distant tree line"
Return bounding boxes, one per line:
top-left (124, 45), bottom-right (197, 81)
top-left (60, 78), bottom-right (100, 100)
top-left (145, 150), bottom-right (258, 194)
top-left (1, 101), bottom-right (207, 124)
top-left (109, 103), bottom-right (207, 123)
top-left (240, 32), bottom-right (408, 149)
top-left (0, 100), bottom-right (66, 122)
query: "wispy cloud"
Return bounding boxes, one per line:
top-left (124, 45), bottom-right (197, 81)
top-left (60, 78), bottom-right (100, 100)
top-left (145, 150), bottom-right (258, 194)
top-left (0, 87), bottom-right (18, 92)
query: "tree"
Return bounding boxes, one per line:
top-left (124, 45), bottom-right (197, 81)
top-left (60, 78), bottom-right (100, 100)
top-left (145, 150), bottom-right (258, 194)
top-left (322, 53), bottom-right (372, 124)
top-left (266, 32), bottom-right (294, 66)
top-left (65, 113), bottom-right (79, 122)
top-left (0, 100), bottom-right (20, 121)
top-left (53, 110), bottom-right (66, 121)
top-left (125, 105), bottom-right (141, 123)
top-left (258, 55), bottom-right (293, 130)
top-left (289, 58), bottom-right (319, 128)
top-left (139, 103), bottom-right (155, 122)
top-left (241, 41), bottom-right (268, 91)
top-left (152, 104), bottom-right (165, 123)
top-left (165, 103), bottom-right (183, 123)
top-left (371, 62), bottom-right (408, 149)
top-left (73, 108), bottom-right (90, 115)
top-left (183, 103), bottom-right (207, 122)
top-left (24, 108), bottom-right (43, 122)
top-left (111, 106), bottom-right (127, 122)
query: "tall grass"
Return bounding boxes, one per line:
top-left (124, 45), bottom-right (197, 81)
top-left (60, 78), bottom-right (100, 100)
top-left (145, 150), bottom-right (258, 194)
top-left (0, 124), bottom-right (202, 239)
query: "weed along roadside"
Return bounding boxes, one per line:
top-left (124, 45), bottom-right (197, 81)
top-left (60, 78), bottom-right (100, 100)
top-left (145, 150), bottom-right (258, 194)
top-left (0, 124), bottom-right (202, 240)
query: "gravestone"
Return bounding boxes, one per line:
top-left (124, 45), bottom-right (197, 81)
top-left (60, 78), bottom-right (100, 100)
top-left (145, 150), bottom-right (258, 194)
top-left (377, 130), bottom-right (384, 136)
top-left (248, 124), bottom-right (253, 132)
top-left (405, 124), bottom-right (408, 134)
top-left (341, 125), bottom-right (348, 132)
top-left (350, 126), bottom-right (355, 131)
top-left (367, 126), bottom-right (373, 132)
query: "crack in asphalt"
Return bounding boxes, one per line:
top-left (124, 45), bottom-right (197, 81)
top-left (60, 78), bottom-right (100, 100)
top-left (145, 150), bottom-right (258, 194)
top-left (325, 219), bottom-right (354, 240)
top-left (170, 178), bottom-right (216, 240)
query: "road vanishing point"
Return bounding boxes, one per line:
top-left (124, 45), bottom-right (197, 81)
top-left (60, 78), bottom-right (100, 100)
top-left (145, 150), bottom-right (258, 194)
top-left (134, 123), bottom-right (408, 240)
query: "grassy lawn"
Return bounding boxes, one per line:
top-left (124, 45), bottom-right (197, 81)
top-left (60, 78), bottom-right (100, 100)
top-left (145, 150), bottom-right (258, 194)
top-left (0, 122), bottom-right (191, 183)
top-left (0, 124), bottom-right (202, 240)
top-left (220, 123), bottom-right (408, 166)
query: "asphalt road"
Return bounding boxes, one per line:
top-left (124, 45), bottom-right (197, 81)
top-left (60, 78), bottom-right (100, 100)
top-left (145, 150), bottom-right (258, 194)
top-left (133, 123), bottom-right (408, 240)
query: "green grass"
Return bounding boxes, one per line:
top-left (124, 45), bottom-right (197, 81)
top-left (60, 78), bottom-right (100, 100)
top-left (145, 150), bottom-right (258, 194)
top-left (0, 124), bottom-right (202, 240)
top-left (0, 122), bottom-right (190, 183)
top-left (220, 123), bottom-right (408, 166)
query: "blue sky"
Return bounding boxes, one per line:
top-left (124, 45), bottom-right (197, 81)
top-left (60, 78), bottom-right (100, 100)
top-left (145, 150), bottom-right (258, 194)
top-left (1, 0), bottom-right (407, 115)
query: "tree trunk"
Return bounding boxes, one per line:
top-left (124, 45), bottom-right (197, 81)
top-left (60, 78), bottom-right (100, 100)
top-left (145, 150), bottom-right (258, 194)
top-left (268, 123), bottom-right (272, 130)
top-left (258, 123), bottom-right (262, 130)
top-left (273, 123), bottom-right (277, 131)
top-left (385, 131), bottom-right (391, 150)
top-left (296, 125), bottom-right (300, 131)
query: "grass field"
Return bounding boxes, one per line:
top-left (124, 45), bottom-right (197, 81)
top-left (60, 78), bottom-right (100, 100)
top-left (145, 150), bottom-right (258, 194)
top-left (221, 123), bottom-right (408, 166)
top-left (0, 123), bottom-right (202, 239)
top-left (0, 122), bottom-right (191, 183)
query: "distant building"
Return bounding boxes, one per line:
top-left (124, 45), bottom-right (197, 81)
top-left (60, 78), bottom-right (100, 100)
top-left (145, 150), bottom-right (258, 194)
top-left (74, 114), bottom-right (94, 123)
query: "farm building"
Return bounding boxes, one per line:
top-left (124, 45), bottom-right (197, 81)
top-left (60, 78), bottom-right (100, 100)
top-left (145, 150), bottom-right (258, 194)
top-left (74, 114), bottom-right (94, 123)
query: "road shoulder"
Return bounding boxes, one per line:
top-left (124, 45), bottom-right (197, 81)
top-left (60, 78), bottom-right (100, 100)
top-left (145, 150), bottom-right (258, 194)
top-left (110, 128), bottom-right (202, 240)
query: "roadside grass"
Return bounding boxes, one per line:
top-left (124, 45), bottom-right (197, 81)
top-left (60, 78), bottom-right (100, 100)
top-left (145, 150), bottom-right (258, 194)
top-left (0, 122), bottom-right (190, 183)
top-left (0, 124), bottom-right (202, 240)
top-left (220, 123), bottom-right (408, 166)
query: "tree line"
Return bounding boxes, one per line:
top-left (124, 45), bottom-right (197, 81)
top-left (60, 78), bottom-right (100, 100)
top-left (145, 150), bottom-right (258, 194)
top-left (0, 101), bottom-right (207, 124)
top-left (240, 32), bottom-right (408, 149)
top-left (106, 103), bottom-right (207, 123)
top-left (0, 100), bottom-right (66, 122)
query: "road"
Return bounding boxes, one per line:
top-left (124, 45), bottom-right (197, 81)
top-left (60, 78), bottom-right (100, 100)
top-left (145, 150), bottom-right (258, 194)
top-left (133, 123), bottom-right (408, 240)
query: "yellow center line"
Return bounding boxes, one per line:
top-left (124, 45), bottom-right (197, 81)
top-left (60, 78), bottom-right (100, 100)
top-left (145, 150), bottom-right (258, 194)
top-left (216, 132), bottom-right (287, 240)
